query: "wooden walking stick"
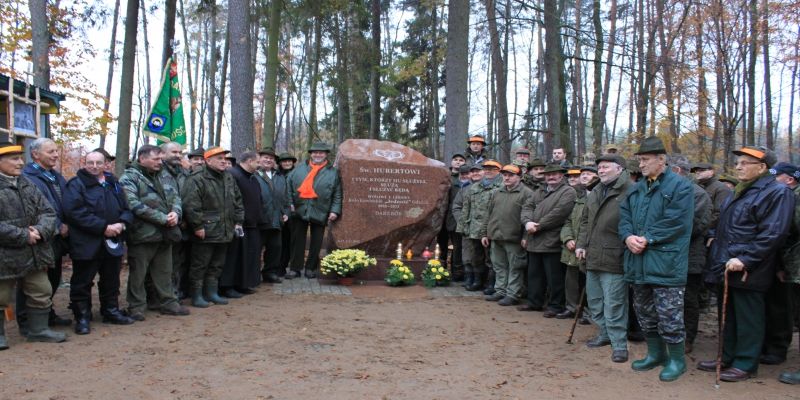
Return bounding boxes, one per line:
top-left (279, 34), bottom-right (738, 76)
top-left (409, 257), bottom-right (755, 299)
top-left (716, 267), bottom-right (749, 388)
top-left (567, 286), bottom-right (587, 344)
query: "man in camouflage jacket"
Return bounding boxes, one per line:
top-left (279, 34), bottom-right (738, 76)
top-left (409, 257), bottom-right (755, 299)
top-left (120, 145), bottom-right (188, 319)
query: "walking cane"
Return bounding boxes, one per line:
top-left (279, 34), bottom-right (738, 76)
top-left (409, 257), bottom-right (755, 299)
top-left (567, 286), bottom-right (587, 344)
top-left (716, 267), bottom-right (748, 388)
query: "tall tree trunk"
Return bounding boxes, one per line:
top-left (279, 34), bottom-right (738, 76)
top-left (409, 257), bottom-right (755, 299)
top-left (180, 0), bottom-right (197, 147)
top-left (29, 0), bottom-right (50, 89)
top-left (789, 27), bottom-right (800, 164)
top-left (162, 0), bottom-right (176, 67)
top-left (590, 0), bottom-right (603, 156)
top-left (262, 0), bottom-right (282, 148)
top-left (140, 0), bottom-right (153, 128)
top-left (760, 0), bottom-right (772, 148)
top-left (655, 0), bottom-right (678, 152)
top-left (543, 0), bottom-right (569, 154)
top-left (573, 0), bottom-right (585, 159)
top-left (116, 0), bottom-right (139, 174)
top-left (99, 0), bottom-right (121, 147)
top-left (206, 3), bottom-right (218, 148)
top-left (333, 13), bottom-right (351, 144)
top-left (430, 3), bottom-right (441, 159)
top-left (599, 0), bottom-right (617, 139)
top-left (228, 0), bottom-right (254, 154)
top-left (485, 0), bottom-right (511, 163)
top-left (307, 12), bottom-right (322, 148)
top-left (746, 0), bottom-right (757, 145)
top-left (368, 0), bottom-right (381, 139)
top-left (696, 17), bottom-right (709, 161)
top-left (215, 25), bottom-right (230, 147)
top-left (444, 0), bottom-right (469, 160)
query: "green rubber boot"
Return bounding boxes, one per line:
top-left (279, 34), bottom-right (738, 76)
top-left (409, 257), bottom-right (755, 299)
top-left (659, 342), bottom-right (687, 382)
top-left (26, 308), bottom-right (67, 343)
top-left (190, 287), bottom-right (209, 308)
top-left (631, 332), bottom-right (666, 371)
top-left (0, 312), bottom-right (8, 350)
top-left (203, 283), bottom-right (228, 305)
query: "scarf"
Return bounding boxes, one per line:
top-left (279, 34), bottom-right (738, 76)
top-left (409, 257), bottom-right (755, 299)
top-left (733, 171), bottom-right (768, 200)
top-left (297, 160), bottom-right (327, 199)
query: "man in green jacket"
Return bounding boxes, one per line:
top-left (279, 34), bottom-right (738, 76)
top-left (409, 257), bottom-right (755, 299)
top-left (181, 147), bottom-right (244, 307)
top-left (160, 141), bottom-right (191, 299)
top-left (778, 165), bottom-right (800, 384)
top-left (619, 137), bottom-right (694, 382)
top-left (458, 161), bottom-right (502, 291)
top-left (577, 154), bottom-right (632, 363)
top-left (560, 167), bottom-right (586, 320)
top-left (286, 142), bottom-right (342, 279)
top-left (120, 145), bottom-right (189, 319)
top-left (519, 164), bottom-right (576, 315)
top-left (0, 141), bottom-right (66, 349)
top-left (482, 164), bottom-right (535, 306)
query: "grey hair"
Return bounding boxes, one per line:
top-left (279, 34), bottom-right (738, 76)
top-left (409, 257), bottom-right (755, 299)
top-left (160, 141), bottom-right (182, 152)
top-left (29, 137), bottom-right (55, 155)
top-left (239, 151), bottom-right (259, 163)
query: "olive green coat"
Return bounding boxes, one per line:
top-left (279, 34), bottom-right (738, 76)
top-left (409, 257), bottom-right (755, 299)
top-left (120, 162), bottom-right (182, 244)
top-left (0, 176), bottom-right (56, 279)
top-left (181, 166), bottom-right (244, 243)
top-left (482, 183), bottom-right (535, 242)
top-left (286, 161), bottom-right (343, 226)
top-left (577, 171), bottom-right (631, 274)
top-left (560, 191), bottom-right (586, 267)
top-left (782, 185), bottom-right (800, 283)
top-left (522, 180), bottom-right (576, 253)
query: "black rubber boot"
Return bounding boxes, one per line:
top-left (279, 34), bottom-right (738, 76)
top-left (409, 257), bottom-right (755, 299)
top-left (49, 309), bottom-right (72, 327)
top-left (462, 271), bottom-right (474, 288)
top-left (72, 302), bottom-right (91, 335)
top-left (466, 270), bottom-right (484, 291)
top-left (101, 303), bottom-right (135, 325)
top-left (26, 308), bottom-right (67, 343)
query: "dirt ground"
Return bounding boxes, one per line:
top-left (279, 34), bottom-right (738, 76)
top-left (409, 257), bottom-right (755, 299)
top-left (1, 271), bottom-right (799, 400)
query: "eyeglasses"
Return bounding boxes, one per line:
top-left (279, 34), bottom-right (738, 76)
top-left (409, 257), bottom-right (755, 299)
top-left (734, 160), bottom-right (764, 167)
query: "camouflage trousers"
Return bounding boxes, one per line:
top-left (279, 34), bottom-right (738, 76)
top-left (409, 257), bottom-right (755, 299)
top-left (462, 238), bottom-right (489, 274)
top-left (631, 284), bottom-right (686, 344)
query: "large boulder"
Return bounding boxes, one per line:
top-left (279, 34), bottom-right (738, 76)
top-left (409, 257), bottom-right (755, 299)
top-left (328, 139), bottom-right (450, 257)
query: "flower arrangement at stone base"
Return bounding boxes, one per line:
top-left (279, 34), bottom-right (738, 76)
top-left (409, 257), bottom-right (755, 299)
top-left (385, 259), bottom-right (416, 286)
top-left (421, 259), bottom-right (450, 287)
top-left (320, 249), bottom-right (377, 279)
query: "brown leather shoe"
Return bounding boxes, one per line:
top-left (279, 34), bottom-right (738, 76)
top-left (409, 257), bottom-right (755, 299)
top-left (697, 360), bottom-right (729, 372)
top-left (516, 304), bottom-right (543, 312)
top-left (720, 367), bottom-right (755, 382)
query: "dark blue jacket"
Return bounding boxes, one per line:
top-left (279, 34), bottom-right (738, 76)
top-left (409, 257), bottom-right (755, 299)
top-left (256, 171), bottom-right (289, 231)
top-left (22, 162), bottom-right (67, 230)
top-left (63, 169), bottom-right (133, 260)
top-left (707, 174), bottom-right (795, 292)
top-left (619, 168), bottom-right (694, 286)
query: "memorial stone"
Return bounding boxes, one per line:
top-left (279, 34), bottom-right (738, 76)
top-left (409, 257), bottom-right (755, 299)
top-left (328, 139), bottom-right (450, 259)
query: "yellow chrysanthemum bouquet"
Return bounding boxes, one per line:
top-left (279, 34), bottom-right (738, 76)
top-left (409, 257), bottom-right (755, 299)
top-left (320, 249), bottom-right (376, 278)
top-left (421, 259), bottom-right (450, 287)
top-left (385, 259), bottom-right (416, 286)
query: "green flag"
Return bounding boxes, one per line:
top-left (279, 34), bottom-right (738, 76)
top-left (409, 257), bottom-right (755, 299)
top-left (144, 57), bottom-right (187, 145)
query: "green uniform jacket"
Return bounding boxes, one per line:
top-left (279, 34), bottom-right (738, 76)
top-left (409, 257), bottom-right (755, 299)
top-left (287, 161), bottom-right (343, 226)
top-left (483, 183), bottom-right (535, 242)
top-left (577, 171), bottom-right (632, 274)
top-left (687, 183), bottom-right (712, 274)
top-left (619, 168), bottom-right (694, 286)
top-left (181, 166), bottom-right (244, 243)
top-left (782, 185), bottom-right (800, 283)
top-left (120, 162), bottom-right (182, 244)
top-left (522, 180), bottom-right (576, 253)
top-left (162, 162), bottom-right (189, 192)
top-left (0, 176), bottom-right (56, 279)
top-left (458, 176), bottom-right (501, 239)
top-left (697, 176), bottom-right (731, 233)
top-left (560, 191), bottom-right (586, 267)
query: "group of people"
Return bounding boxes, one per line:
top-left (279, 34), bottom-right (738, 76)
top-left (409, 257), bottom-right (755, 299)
top-left (444, 134), bottom-right (800, 384)
top-left (0, 138), bottom-right (341, 347)
top-left (2, 134), bottom-right (800, 387)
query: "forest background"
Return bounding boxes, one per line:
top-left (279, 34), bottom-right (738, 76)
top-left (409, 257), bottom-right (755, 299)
top-left (2, 0), bottom-right (798, 176)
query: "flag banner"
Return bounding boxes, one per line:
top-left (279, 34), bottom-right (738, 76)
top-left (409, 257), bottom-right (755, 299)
top-left (143, 57), bottom-right (187, 145)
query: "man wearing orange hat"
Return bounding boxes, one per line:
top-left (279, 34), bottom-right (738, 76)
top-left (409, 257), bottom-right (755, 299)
top-left (481, 164), bottom-right (534, 306)
top-left (0, 141), bottom-right (66, 349)
top-left (464, 135), bottom-right (488, 165)
top-left (181, 147), bottom-right (244, 307)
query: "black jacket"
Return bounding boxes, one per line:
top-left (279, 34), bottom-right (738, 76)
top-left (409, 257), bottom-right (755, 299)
top-left (707, 174), bottom-right (795, 291)
top-left (22, 162), bottom-right (67, 231)
top-left (229, 165), bottom-right (263, 229)
top-left (63, 169), bottom-right (133, 260)
top-left (256, 170), bottom-right (290, 230)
